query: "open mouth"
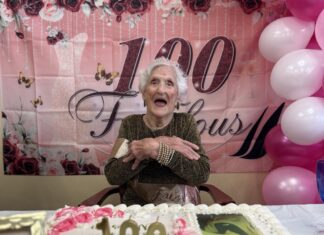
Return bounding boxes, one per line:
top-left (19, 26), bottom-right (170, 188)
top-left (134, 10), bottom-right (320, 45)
top-left (154, 98), bottom-right (168, 107)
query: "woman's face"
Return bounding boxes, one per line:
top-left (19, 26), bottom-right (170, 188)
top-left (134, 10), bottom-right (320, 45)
top-left (143, 65), bottom-right (179, 119)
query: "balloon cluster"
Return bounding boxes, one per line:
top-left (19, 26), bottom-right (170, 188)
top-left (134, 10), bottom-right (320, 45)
top-left (258, 0), bottom-right (324, 205)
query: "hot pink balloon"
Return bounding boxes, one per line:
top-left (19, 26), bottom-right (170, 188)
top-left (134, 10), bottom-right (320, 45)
top-left (307, 35), bottom-right (321, 49)
top-left (315, 9), bottom-right (324, 50)
top-left (262, 166), bottom-right (318, 205)
top-left (313, 87), bottom-right (324, 98)
top-left (286, 0), bottom-right (324, 22)
top-left (265, 125), bottom-right (324, 171)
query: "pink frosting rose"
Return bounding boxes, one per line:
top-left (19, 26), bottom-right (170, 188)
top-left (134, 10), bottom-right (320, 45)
top-left (74, 212), bottom-right (94, 223)
top-left (94, 207), bottom-right (113, 218)
top-left (51, 217), bottom-right (77, 234)
top-left (55, 206), bottom-right (85, 218)
top-left (114, 209), bottom-right (125, 218)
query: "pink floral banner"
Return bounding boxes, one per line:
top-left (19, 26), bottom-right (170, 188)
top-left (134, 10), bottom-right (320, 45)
top-left (1, 0), bottom-right (287, 175)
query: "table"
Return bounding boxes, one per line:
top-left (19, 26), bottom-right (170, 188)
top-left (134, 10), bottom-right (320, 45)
top-left (268, 204), bottom-right (324, 235)
top-left (1, 204), bottom-right (324, 234)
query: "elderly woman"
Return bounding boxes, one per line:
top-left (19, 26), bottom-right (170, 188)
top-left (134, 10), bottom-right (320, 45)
top-left (105, 58), bottom-right (210, 205)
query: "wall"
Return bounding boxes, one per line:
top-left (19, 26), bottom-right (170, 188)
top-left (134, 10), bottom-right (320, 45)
top-left (0, 170), bottom-right (266, 210)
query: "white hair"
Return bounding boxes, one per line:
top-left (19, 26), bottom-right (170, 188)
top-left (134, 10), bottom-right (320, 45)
top-left (138, 57), bottom-right (188, 101)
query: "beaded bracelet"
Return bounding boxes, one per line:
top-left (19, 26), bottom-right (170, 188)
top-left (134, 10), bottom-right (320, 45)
top-left (157, 143), bottom-right (175, 165)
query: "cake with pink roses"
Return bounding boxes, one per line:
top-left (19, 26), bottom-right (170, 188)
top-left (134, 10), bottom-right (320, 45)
top-left (46, 203), bottom-right (291, 235)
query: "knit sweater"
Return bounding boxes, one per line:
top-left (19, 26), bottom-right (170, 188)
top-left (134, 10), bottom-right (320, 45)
top-left (104, 112), bottom-right (210, 205)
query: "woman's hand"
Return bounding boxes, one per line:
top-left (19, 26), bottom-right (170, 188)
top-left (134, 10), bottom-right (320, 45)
top-left (155, 136), bottom-right (200, 160)
top-left (122, 136), bottom-right (200, 170)
top-left (122, 138), bottom-right (159, 170)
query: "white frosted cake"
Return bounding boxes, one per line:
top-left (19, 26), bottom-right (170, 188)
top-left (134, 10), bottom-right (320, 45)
top-left (46, 203), bottom-right (290, 235)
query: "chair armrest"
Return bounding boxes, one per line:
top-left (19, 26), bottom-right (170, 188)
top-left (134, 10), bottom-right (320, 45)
top-left (199, 183), bottom-right (235, 205)
top-left (79, 186), bottom-right (121, 206)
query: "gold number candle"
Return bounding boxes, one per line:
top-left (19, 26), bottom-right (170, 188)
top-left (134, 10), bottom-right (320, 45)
top-left (147, 221), bottom-right (166, 235)
top-left (119, 217), bottom-right (139, 235)
top-left (96, 217), bottom-right (110, 235)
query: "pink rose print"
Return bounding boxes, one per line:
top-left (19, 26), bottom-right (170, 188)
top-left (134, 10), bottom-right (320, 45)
top-left (155, 0), bottom-right (183, 12)
top-left (56, 0), bottom-right (85, 12)
top-left (1, 0), bottom-right (214, 39)
top-left (39, 0), bottom-right (64, 22)
top-left (24, 0), bottom-right (44, 15)
top-left (3, 140), bottom-right (20, 167)
top-left (60, 159), bottom-right (80, 175)
top-left (5, 0), bottom-right (25, 12)
top-left (0, 2), bottom-right (15, 22)
top-left (238, 0), bottom-right (262, 14)
top-left (46, 28), bottom-right (66, 45)
top-left (181, 0), bottom-right (210, 13)
top-left (7, 156), bottom-right (40, 175)
top-left (108, 0), bottom-right (153, 22)
top-left (45, 161), bottom-right (65, 175)
top-left (47, 35), bottom-right (58, 44)
top-left (127, 0), bottom-right (152, 14)
top-left (82, 163), bottom-right (100, 175)
top-left (108, 0), bottom-right (128, 22)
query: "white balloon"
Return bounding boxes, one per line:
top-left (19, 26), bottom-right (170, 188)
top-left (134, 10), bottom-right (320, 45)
top-left (281, 97), bottom-right (324, 145)
top-left (270, 49), bottom-right (324, 100)
top-left (259, 17), bottom-right (315, 62)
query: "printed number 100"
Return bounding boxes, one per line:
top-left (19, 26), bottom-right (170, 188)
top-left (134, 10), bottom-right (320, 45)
top-left (113, 37), bottom-right (236, 94)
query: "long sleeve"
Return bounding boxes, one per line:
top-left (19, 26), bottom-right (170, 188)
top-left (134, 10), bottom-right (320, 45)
top-left (104, 113), bottom-right (210, 186)
top-left (166, 114), bottom-right (210, 185)
top-left (104, 118), bottom-right (151, 185)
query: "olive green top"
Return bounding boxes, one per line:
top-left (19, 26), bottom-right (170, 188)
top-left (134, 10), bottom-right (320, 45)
top-left (104, 112), bottom-right (210, 205)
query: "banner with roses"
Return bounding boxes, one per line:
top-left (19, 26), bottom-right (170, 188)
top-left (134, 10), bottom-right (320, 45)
top-left (0, 0), bottom-right (287, 175)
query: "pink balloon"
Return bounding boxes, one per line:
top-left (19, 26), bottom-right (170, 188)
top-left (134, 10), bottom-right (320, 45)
top-left (270, 49), bottom-right (323, 100)
top-left (281, 97), bottom-right (324, 145)
top-left (259, 17), bottom-right (314, 62)
top-left (286, 0), bottom-right (324, 22)
top-left (262, 166), bottom-right (318, 205)
top-left (265, 125), bottom-right (324, 172)
top-left (315, 9), bottom-right (324, 50)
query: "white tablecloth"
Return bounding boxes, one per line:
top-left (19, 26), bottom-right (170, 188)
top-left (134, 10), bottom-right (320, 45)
top-left (268, 204), bottom-right (324, 235)
top-left (1, 204), bottom-right (324, 234)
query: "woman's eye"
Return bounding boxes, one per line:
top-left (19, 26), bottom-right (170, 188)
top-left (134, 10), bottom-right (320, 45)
top-left (150, 79), bottom-right (158, 85)
top-left (166, 81), bottom-right (174, 87)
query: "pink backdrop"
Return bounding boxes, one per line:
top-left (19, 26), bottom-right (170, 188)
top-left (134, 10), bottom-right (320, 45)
top-left (1, 0), bottom-right (287, 175)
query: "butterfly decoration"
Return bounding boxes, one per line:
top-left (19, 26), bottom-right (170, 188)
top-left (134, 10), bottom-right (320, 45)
top-left (31, 96), bottom-right (43, 108)
top-left (95, 63), bottom-right (119, 86)
top-left (18, 72), bottom-right (35, 88)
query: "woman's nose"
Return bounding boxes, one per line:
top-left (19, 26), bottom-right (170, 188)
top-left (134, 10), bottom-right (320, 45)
top-left (157, 83), bottom-right (166, 92)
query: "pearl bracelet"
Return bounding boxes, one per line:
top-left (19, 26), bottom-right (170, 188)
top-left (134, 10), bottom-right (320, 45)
top-left (157, 143), bottom-right (174, 165)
